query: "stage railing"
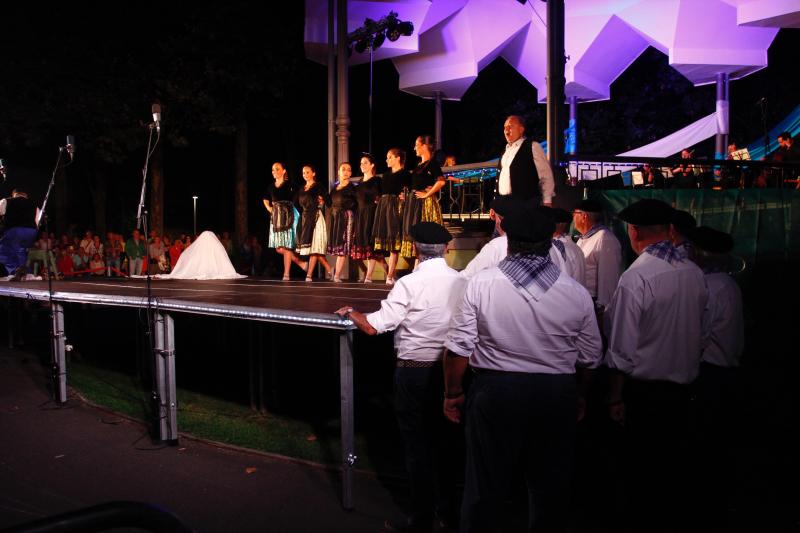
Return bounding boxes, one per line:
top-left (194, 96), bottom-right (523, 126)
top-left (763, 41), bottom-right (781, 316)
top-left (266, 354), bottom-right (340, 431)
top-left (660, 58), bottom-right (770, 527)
top-left (441, 160), bottom-right (498, 221)
top-left (563, 154), bottom-right (800, 190)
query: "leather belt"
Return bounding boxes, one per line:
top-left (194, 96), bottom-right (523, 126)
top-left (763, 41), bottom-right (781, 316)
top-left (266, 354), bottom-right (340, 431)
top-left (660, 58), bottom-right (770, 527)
top-left (396, 359), bottom-right (439, 368)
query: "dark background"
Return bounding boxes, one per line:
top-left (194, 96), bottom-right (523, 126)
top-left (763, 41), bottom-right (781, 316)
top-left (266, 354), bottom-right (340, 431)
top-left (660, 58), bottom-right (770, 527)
top-left (1, 3), bottom-right (797, 239)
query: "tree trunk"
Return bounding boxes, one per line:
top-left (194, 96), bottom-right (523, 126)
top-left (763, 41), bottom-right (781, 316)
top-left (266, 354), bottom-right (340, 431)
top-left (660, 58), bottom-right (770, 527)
top-left (149, 141), bottom-right (164, 237)
top-left (234, 116), bottom-right (248, 246)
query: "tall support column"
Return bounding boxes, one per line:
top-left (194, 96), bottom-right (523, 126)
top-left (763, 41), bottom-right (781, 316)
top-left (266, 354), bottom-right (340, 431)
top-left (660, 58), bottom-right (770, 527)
top-left (327, 0), bottom-right (336, 187)
top-left (335, 0), bottom-right (350, 180)
top-left (434, 91), bottom-right (443, 152)
top-left (154, 311), bottom-right (178, 443)
top-left (715, 72), bottom-right (730, 159)
top-left (546, 0), bottom-right (566, 170)
top-left (50, 302), bottom-right (67, 405)
top-left (339, 329), bottom-right (356, 510)
top-left (567, 96), bottom-right (578, 155)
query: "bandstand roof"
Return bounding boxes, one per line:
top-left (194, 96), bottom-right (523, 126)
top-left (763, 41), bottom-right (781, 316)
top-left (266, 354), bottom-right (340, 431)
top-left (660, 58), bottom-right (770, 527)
top-left (305, 0), bottom-right (797, 102)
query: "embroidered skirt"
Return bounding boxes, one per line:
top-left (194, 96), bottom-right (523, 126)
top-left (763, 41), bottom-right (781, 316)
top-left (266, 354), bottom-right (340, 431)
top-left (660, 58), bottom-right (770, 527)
top-left (327, 208), bottom-right (354, 256)
top-left (400, 195), bottom-right (443, 257)
top-left (372, 194), bottom-right (402, 254)
top-left (268, 204), bottom-right (299, 249)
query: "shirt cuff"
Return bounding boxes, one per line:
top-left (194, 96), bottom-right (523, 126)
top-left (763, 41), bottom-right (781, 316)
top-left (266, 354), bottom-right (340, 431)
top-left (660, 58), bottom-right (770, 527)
top-left (444, 339), bottom-right (472, 358)
top-left (365, 312), bottom-right (388, 334)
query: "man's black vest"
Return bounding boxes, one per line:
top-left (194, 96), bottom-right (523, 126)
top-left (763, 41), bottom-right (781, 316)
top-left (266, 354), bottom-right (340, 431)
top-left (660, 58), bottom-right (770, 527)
top-left (497, 138), bottom-right (540, 201)
top-left (4, 196), bottom-right (37, 229)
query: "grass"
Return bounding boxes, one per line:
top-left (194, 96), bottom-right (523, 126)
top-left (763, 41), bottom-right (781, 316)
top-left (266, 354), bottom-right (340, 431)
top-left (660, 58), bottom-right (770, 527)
top-left (67, 360), bottom-right (395, 473)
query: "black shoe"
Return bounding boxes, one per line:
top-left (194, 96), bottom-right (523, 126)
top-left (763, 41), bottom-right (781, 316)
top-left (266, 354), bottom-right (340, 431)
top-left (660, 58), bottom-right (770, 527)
top-left (382, 516), bottom-right (433, 533)
top-left (10, 266), bottom-right (26, 282)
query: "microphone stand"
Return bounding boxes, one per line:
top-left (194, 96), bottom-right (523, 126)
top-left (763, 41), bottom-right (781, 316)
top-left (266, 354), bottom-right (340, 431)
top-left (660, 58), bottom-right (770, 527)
top-left (136, 123), bottom-right (163, 440)
top-left (40, 144), bottom-right (72, 405)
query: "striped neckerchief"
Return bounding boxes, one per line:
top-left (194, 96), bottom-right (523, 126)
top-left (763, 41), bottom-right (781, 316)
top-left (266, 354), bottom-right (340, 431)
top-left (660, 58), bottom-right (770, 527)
top-left (579, 224), bottom-right (608, 241)
top-left (498, 253), bottom-right (560, 301)
top-left (551, 239), bottom-right (566, 261)
top-left (644, 240), bottom-right (685, 265)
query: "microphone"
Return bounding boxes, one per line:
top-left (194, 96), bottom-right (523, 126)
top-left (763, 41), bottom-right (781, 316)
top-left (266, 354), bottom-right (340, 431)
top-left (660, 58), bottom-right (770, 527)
top-left (151, 103), bottom-right (162, 133)
top-left (66, 135), bottom-right (76, 161)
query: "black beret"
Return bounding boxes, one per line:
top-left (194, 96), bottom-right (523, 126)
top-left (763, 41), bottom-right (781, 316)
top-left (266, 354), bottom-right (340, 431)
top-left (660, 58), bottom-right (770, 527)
top-left (551, 207), bottom-right (573, 224)
top-left (410, 221), bottom-right (452, 244)
top-left (575, 199), bottom-right (603, 213)
top-left (617, 199), bottom-right (675, 226)
top-left (671, 209), bottom-right (697, 236)
top-left (501, 203), bottom-right (555, 243)
top-left (691, 226), bottom-right (734, 255)
top-left (490, 195), bottom-right (526, 217)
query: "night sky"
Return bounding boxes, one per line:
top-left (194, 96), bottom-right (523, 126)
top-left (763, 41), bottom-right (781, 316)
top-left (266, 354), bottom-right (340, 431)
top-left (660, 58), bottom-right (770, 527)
top-left (1, 3), bottom-right (797, 239)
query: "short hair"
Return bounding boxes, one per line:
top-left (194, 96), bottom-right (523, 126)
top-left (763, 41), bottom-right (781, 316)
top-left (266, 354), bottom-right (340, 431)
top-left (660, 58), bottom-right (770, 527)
top-left (415, 242), bottom-right (446, 259)
top-left (388, 147), bottom-right (406, 165)
top-left (506, 115), bottom-right (526, 129)
top-left (507, 237), bottom-right (552, 257)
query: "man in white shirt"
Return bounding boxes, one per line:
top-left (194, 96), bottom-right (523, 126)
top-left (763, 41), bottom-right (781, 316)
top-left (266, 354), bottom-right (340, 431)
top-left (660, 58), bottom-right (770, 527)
top-left (691, 226), bottom-right (744, 528)
top-left (336, 222), bottom-right (466, 533)
top-left (461, 197), bottom-right (567, 281)
top-left (604, 198), bottom-right (709, 532)
top-left (444, 204), bottom-right (602, 533)
top-left (541, 206), bottom-right (586, 287)
top-left (496, 115), bottom-right (554, 206)
top-left (572, 199), bottom-right (621, 308)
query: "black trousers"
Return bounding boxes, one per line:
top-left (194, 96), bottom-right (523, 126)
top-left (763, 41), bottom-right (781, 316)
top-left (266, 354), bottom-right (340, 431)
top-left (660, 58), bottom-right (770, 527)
top-left (394, 365), bottom-right (459, 526)
top-left (622, 378), bottom-right (695, 532)
top-left (461, 370), bottom-right (577, 533)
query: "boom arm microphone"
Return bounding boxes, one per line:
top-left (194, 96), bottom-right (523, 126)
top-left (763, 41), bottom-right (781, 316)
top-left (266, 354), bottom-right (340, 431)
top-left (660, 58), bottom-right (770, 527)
top-left (65, 135), bottom-right (76, 161)
top-left (151, 103), bottom-right (162, 133)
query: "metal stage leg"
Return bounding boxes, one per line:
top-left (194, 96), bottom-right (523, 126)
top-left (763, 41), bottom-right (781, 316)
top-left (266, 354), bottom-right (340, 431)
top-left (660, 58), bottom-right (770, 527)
top-left (339, 329), bottom-right (356, 510)
top-left (153, 311), bottom-right (178, 443)
top-left (50, 302), bottom-right (67, 405)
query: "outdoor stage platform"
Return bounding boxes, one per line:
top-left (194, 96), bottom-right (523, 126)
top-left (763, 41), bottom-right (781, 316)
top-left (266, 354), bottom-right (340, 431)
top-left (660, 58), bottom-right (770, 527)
top-left (0, 277), bottom-right (391, 510)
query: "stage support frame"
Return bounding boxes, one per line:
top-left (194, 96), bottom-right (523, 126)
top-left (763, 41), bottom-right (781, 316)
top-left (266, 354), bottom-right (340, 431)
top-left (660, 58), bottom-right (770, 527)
top-left (154, 311), bottom-right (178, 443)
top-left (339, 329), bottom-right (356, 510)
top-left (715, 72), bottom-right (730, 159)
top-left (50, 302), bottom-right (67, 405)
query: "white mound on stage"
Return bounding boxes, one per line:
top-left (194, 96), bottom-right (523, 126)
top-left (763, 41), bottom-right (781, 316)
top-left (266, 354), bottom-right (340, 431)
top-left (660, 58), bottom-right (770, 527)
top-left (153, 230), bottom-right (246, 280)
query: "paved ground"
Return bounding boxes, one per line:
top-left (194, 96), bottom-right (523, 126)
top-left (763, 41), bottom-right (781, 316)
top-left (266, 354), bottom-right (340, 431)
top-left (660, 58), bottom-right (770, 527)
top-left (0, 347), bottom-right (404, 533)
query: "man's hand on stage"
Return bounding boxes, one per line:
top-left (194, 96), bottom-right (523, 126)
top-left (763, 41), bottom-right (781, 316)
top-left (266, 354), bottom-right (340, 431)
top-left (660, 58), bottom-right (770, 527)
top-left (334, 306), bottom-right (377, 336)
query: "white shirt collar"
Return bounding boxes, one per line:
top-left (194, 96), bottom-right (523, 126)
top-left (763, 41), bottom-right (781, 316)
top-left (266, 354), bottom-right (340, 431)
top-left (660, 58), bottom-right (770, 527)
top-left (506, 136), bottom-right (526, 150)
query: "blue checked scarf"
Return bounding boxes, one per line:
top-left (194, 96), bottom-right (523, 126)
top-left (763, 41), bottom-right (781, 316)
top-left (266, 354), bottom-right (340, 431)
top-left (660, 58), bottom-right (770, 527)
top-left (579, 224), bottom-right (609, 240)
top-left (551, 238), bottom-right (566, 261)
top-left (498, 253), bottom-right (560, 301)
top-left (644, 240), bottom-right (685, 265)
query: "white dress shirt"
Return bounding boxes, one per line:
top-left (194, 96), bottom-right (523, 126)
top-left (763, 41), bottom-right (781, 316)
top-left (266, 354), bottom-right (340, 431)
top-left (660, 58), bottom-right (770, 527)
top-left (460, 234), bottom-right (566, 279)
top-left (498, 137), bottom-right (555, 204)
top-left (577, 226), bottom-right (622, 306)
top-left (556, 234), bottom-right (586, 287)
top-left (446, 268), bottom-right (602, 374)
top-left (367, 257), bottom-right (466, 361)
top-left (701, 272), bottom-right (744, 368)
top-left (604, 253), bottom-right (709, 384)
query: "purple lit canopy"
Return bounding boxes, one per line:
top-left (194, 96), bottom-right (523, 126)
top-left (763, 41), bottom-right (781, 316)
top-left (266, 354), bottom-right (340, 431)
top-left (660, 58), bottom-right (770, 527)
top-left (305, 0), bottom-right (796, 102)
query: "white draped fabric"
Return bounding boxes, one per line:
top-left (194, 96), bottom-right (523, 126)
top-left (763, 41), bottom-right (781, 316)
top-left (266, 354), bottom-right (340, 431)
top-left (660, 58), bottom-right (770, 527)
top-left (617, 112), bottom-right (718, 158)
top-left (154, 231), bottom-right (246, 280)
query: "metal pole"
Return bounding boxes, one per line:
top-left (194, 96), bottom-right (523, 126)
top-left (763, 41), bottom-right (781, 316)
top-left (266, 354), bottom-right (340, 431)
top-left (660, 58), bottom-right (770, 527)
top-left (546, 0), bottom-right (566, 170)
top-left (50, 302), bottom-right (67, 405)
top-left (368, 42), bottom-right (374, 156)
top-left (192, 196), bottom-right (198, 237)
top-left (154, 311), bottom-right (178, 443)
top-left (434, 91), bottom-right (443, 152)
top-left (328, 0), bottom-right (336, 189)
top-left (715, 72), bottom-right (730, 159)
top-left (335, 0), bottom-right (350, 184)
top-left (339, 329), bottom-right (356, 510)
top-left (567, 95), bottom-right (578, 155)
